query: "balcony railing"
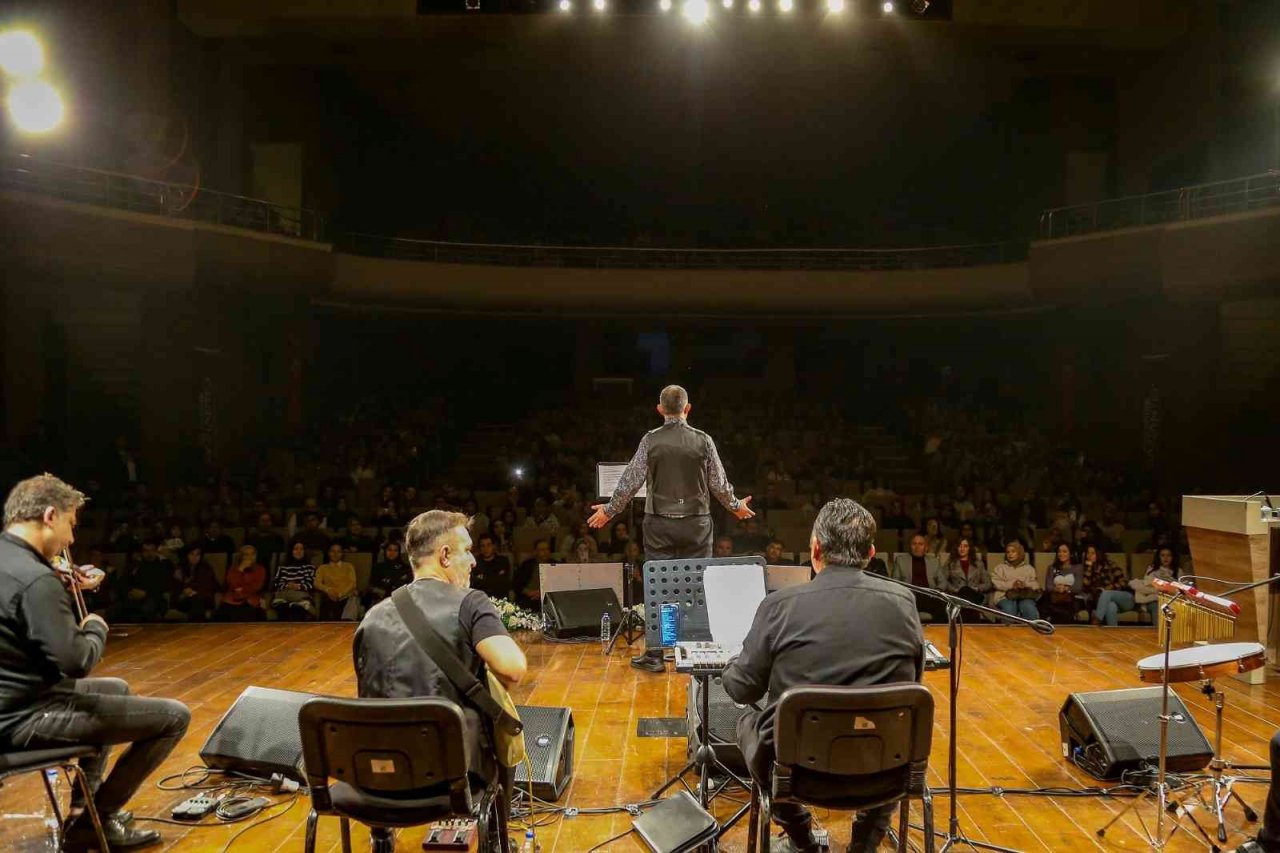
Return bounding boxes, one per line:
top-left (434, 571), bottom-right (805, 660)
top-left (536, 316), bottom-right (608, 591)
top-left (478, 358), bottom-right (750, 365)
top-left (0, 152), bottom-right (326, 242)
top-left (337, 232), bottom-right (1024, 270)
top-left (1038, 171), bottom-right (1280, 240)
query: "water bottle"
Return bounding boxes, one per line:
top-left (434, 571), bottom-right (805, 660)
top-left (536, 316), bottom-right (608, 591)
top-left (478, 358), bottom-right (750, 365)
top-left (520, 828), bottom-right (538, 853)
top-left (600, 611), bottom-right (611, 652)
top-left (44, 768), bottom-right (61, 848)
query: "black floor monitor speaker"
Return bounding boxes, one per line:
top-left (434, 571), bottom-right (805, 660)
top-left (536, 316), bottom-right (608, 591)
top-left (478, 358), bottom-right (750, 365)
top-left (200, 686), bottom-right (314, 782)
top-left (513, 705), bottom-right (575, 801)
top-left (542, 588), bottom-right (622, 639)
top-left (686, 678), bottom-right (766, 776)
top-left (1060, 687), bottom-right (1213, 780)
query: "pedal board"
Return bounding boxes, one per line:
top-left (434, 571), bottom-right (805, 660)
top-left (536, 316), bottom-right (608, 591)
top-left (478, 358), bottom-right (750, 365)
top-left (422, 818), bottom-right (476, 850)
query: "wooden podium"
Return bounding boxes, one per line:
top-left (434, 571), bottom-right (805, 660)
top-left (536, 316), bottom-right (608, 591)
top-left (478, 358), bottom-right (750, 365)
top-left (1182, 494), bottom-right (1280, 682)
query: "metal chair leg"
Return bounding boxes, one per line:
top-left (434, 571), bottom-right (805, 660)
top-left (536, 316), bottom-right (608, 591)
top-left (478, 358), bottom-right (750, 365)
top-left (41, 766), bottom-right (64, 826)
top-left (66, 764), bottom-right (109, 853)
top-left (495, 781), bottom-right (513, 853)
top-left (304, 809), bottom-right (319, 853)
top-left (339, 817), bottom-right (352, 853)
top-left (897, 798), bottom-right (909, 853)
top-left (921, 788), bottom-right (935, 853)
top-left (746, 784), bottom-right (760, 853)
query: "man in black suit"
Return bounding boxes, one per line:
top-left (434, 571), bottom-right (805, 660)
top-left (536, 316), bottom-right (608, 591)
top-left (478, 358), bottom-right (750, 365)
top-left (723, 499), bottom-right (922, 853)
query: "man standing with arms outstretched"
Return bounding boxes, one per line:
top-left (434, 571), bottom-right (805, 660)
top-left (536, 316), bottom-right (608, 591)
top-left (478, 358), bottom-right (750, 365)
top-left (589, 385), bottom-right (754, 673)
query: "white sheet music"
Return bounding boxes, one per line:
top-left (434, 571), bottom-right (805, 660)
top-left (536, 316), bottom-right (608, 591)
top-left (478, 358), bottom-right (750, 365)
top-left (596, 462), bottom-right (647, 500)
top-left (703, 563), bottom-right (767, 648)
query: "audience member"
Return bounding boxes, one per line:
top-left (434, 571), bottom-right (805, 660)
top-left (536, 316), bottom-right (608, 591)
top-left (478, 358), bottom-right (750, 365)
top-left (1127, 546), bottom-right (1178, 623)
top-left (892, 534), bottom-right (947, 622)
top-left (198, 520), bottom-right (235, 559)
top-left (336, 517), bottom-right (375, 554)
top-left (514, 538), bottom-right (556, 608)
top-left (713, 535), bottom-right (735, 558)
top-left (316, 542), bottom-right (359, 620)
top-left (944, 536), bottom-right (991, 606)
top-left (215, 545), bottom-right (266, 621)
top-left (296, 512), bottom-right (331, 553)
top-left (166, 545), bottom-right (217, 622)
top-left (1082, 545), bottom-right (1130, 625)
top-left (365, 541), bottom-right (412, 609)
top-left (245, 512), bottom-right (284, 567)
top-left (111, 541), bottom-right (172, 622)
top-left (1042, 543), bottom-right (1083, 624)
top-left (471, 533), bottom-right (514, 600)
top-left (992, 540), bottom-right (1041, 620)
top-left (764, 539), bottom-right (792, 565)
top-left (271, 540), bottom-right (317, 620)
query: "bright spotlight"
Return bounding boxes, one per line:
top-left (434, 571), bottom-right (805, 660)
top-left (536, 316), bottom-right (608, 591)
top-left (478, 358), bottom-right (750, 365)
top-left (7, 79), bottom-right (63, 133)
top-left (722, 0), bottom-right (733, 8)
top-left (558, 0), bottom-right (571, 10)
top-left (827, 0), bottom-right (844, 11)
top-left (683, 0), bottom-right (709, 24)
top-left (0, 30), bottom-right (43, 79)
top-left (778, 0), bottom-right (793, 11)
top-left (911, 0), bottom-right (929, 11)
top-left (593, 0), bottom-right (605, 10)
top-left (748, 0), bottom-right (761, 11)
top-left (882, 0), bottom-right (894, 11)
top-left (660, 0), bottom-right (672, 10)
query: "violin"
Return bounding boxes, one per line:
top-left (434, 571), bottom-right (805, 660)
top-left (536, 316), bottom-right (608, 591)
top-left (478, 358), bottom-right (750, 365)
top-left (54, 548), bottom-right (105, 622)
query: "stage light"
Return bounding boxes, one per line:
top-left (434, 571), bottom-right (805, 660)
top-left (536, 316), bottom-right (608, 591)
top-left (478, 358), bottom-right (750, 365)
top-left (0, 30), bottom-right (43, 79)
top-left (683, 0), bottom-right (709, 24)
top-left (911, 0), bottom-right (929, 10)
top-left (778, 0), bottom-right (793, 11)
top-left (882, 0), bottom-right (894, 11)
top-left (722, 0), bottom-right (734, 8)
top-left (660, 0), bottom-right (672, 10)
top-left (748, 0), bottom-right (761, 11)
top-left (513, 467), bottom-right (524, 479)
top-left (827, 0), bottom-right (844, 12)
top-left (7, 79), bottom-right (63, 133)
top-left (593, 0), bottom-right (606, 10)
top-left (558, 0), bottom-right (571, 10)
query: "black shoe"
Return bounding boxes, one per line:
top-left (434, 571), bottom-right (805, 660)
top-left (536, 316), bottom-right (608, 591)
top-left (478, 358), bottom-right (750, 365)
top-left (63, 816), bottom-right (161, 851)
top-left (768, 832), bottom-right (824, 853)
top-left (630, 653), bottom-right (665, 674)
top-left (67, 808), bottom-right (131, 825)
top-left (1235, 841), bottom-right (1266, 853)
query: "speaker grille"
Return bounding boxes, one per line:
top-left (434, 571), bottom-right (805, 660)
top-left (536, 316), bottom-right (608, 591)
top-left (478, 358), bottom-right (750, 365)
top-left (513, 705), bottom-right (574, 801)
top-left (200, 686), bottom-right (313, 780)
top-left (1060, 687), bottom-right (1212, 779)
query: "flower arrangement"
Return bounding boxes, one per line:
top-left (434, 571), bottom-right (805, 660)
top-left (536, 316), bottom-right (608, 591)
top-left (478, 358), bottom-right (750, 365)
top-left (490, 597), bottom-right (544, 632)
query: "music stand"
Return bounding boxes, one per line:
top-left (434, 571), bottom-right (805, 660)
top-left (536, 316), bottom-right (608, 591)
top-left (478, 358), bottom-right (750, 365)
top-left (643, 556), bottom-right (767, 849)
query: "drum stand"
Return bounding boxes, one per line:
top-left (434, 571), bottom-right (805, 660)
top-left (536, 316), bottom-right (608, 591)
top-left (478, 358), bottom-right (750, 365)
top-left (1189, 680), bottom-right (1262, 849)
top-left (1096, 592), bottom-right (1211, 851)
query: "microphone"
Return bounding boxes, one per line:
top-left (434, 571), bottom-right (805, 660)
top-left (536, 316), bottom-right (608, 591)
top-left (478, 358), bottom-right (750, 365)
top-left (1030, 619), bottom-right (1056, 636)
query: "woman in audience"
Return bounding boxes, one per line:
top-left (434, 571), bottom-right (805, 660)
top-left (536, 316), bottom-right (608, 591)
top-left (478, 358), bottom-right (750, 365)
top-left (922, 517), bottom-right (948, 561)
top-left (1081, 544), bottom-right (1128, 624)
top-left (315, 542), bottom-right (359, 620)
top-left (374, 486), bottom-right (400, 526)
top-left (167, 544), bottom-right (217, 622)
top-left (1127, 546), bottom-right (1179, 624)
top-left (271, 539), bottom-right (317, 620)
top-left (1042, 543), bottom-right (1083, 623)
top-left (605, 520), bottom-right (632, 556)
top-left (365, 540), bottom-right (412, 609)
top-left (215, 544), bottom-right (267, 621)
top-left (490, 518), bottom-right (513, 555)
top-left (161, 523), bottom-right (185, 558)
top-left (991, 540), bottom-right (1041, 620)
top-left (570, 537), bottom-right (598, 564)
top-left (944, 537), bottom-right (991, 606)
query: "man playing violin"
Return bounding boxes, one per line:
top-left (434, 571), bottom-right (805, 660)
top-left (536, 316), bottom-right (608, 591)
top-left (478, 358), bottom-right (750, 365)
top-left (0, 474), bottom-right (190, 850)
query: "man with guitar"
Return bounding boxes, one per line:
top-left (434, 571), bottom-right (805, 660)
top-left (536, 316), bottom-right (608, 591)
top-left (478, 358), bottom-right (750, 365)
top-left (0, 474), bottom-right (190, 850)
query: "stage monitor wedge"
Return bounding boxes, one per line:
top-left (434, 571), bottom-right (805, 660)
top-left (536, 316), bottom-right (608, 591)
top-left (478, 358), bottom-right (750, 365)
top-left (200, 685), bottom-right (314, 782)
top-left (1059, 687), bottom-right (1212, 780)
top-left (513, 705), bottom-right (575, 801)
top-left (542, 587), bottom-right (622, 639)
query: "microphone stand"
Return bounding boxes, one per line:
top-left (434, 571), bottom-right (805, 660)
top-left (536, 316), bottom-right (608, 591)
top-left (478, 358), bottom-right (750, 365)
top-left (879, 572), bottom-right (1054, 853)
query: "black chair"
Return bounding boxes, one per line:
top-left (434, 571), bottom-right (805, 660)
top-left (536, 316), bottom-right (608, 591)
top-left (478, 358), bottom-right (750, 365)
top-left (746, 684), bottom-right (935, 853)
top-left (0, 745), bottom-right (111, 850)
top-left (298, 696), bottom-right (511, 853)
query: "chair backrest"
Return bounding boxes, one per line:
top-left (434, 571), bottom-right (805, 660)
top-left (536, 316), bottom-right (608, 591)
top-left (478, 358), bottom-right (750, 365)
top-left (773, 683), bottom-right (933, 779)
top-left (298, 696), bottom-right (474, 814)
top-left (349, 552), bottom-right (374, 592)
top-left (206, 551), bottom-right (229, 585)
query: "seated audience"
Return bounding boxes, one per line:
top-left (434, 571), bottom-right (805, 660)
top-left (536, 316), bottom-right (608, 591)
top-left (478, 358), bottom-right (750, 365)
top-left (1081, 545), bottom-right (1128, 624)
top-left (215, 544), bottom-right (266, 621)
top-left (604, 520), bottom-right (632, 555)
top-left (723, 499), bottom-right (921, 853)
top-left (891, 534), bottom-right (947, 622)
top-left (244, 512), bottom-right (284, 567)
top-left (272, 540), bottom-right (318, 621)
top-left (365, 540), bottom-right (412, 609)
top-left (944, 536), bottom-right (991, 606)
top-left (1127, 546), bottom-right (1179, 623)
top-left (111, 540), bottom-right (172, 622)
top-left (198, 520), bottom-right (235, 559)
top-left (295, 512), bottom-right (331, 553)
top-left (471, 532), bottom-right (514, 600)
top-left (713, 535), bottom-right (735, 558)
top-left (315, 542), bottom-right (359, 620)
top-left (732, 518), bottom-right (771, 555)
top-left (336, 517), bottom-right (375, 554)
top-left (992, 540), bottom-right (1041, 620)
top-left (166, 544), bottom-right (217, 622)
top-left (622, 540), bottom-right (645, 602)
top-left (353, 510), bottom-right (527, 853)
top-left (880, 499), bottom-right (915, 539)
top-left (1042, 543), bottom-right (1083, 624)
top-left (514, 538), bottom-right (556, 608)
top-left (922, 517), bottom-right (948, 561)
top-left (569, 536), bottom-right (598, 564)
top-left (764, 538), bottom-right (793, 565)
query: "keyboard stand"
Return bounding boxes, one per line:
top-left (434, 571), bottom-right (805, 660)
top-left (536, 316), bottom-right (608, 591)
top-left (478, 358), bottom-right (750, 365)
top-left (651, 671), bottom-right (753, 850)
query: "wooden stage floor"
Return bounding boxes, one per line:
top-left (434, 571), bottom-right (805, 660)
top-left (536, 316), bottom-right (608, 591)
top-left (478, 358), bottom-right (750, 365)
top-left (2, 623), bottom-right (1278, 852)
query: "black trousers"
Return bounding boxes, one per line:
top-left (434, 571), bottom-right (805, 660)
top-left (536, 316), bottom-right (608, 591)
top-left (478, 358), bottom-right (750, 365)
top-left (1259, 730), bottom-right (1280, 850)
top-left (737, 709), bottom-right (894, 851)
top-left (6, 677), bottom-right (191, 816)
top-left (642, 513), bottom-right (714, 560)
